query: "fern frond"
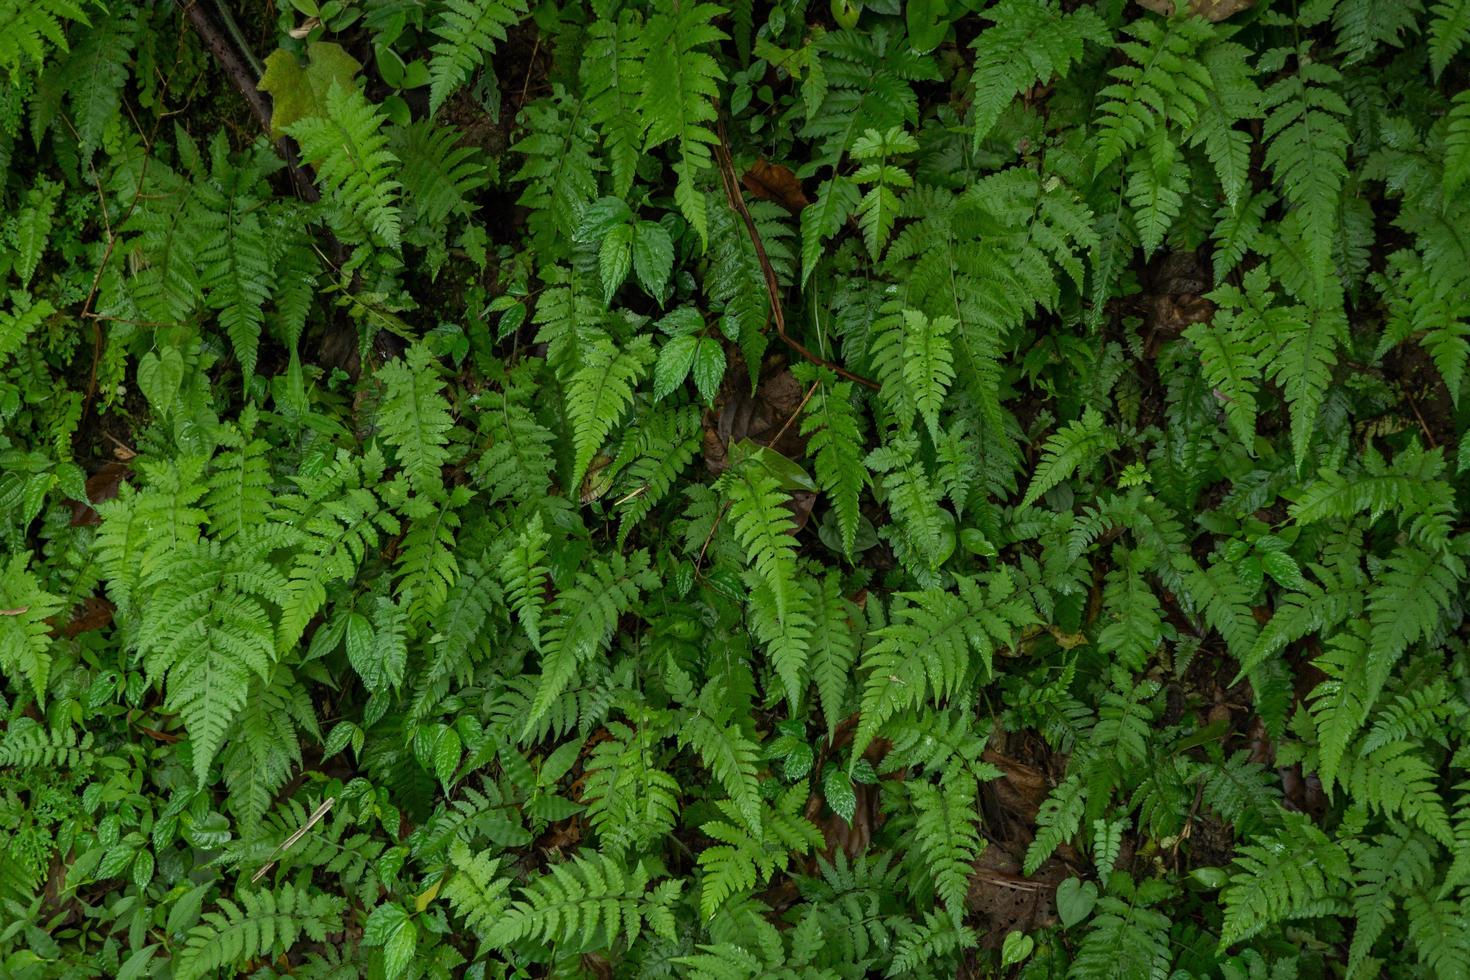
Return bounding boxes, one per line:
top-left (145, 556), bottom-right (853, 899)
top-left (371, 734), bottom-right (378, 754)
top-left (800, 176), bottom-right (860, 286)
top-left (1444, 90), bottom-right (1470, 198)
top-left (138, 533), bottom-right (289, 786)
top-left (1219, 810), bottom-right (1351, 947)
top-left (1265, 296), bottom-right (1342, 470)
top-left (795, 368), bottom-right (866, 558)
top-left (205, 415), bottom-right (273, 542)
top-left (288, 82), bottom-right (403, 249)
top-left (221, 670), bottom-right (310, 828)
top-left (442, 841), bottom-right (513, 934)
top-left (427, 0), bottom-right (528, 115)
top-left (0, 554), bottom-right (62, 702)
top-left (1342, 740), bottom-right (1453, 846)
top-left (1184, 306), bottom-right (1263, 448)
top-left (865, 432), bottom-right (952, 576)
top-left (695, 785), bottom-right (822, 919)
top-left (613, 404), bottom-right (701, 547)
top-left (485, 853), bottom-right (681, 950)
top-left (682, 713), bottom-right (765, 835)
top-left (1189, 41), bottom-right (1260, 210)
top-left (969, 0), bottom-right (1107, 146)
top-left (582, 4), bottom-right (646, 197)
top-left (0, 0), bottom-right (92, 80)
top-left (566, 335), bottom-right (654, 492)
top-left (639, 0), bottom-right (727, 246)
top-left (723, 455), bottom-right (801, 624)
top-left (0, 298), bottom-right (54, 369)
top-left (911, 762), bottom-right (985, 916)
top-left (523, 550), bottom-right (655, 737)
top-left (513, 88), bottom-right (600, 243)
top-left (1020, 407), bottom-right (1117, 509)
top-left (174, 884), bottom-right (344, 980)
top-left (1346, 831), bottom-right (1435, 978)
top-left (377, 343), bottom-right (455, 499)
top-left (1261, 59), bottom-right (1350, 305)
top-left (1094, 15), bottom-right (1215, 174)
top-left (1429, 0), bottom-right (1470, 78)
top-left (854, 571), bottom-right (1034, 760)
top-left (272, 450), bottom-right (398, 649)
top-left (808, 571), bottom-right (860, 740)
top-left (500, 511), bottom-right (550, 651)
top-left (1023, 773), bottom-right (1084, 874)
top-left (393, 119), bottom-right (489, 225)
top-left (1366, 543), bottom-right (1462, 703)
top-left (1071, 877), bottom-right (1173, 979)
top-left (582, 721), bottom-right (681, 857)
top-left (196, 136), bottom-right (274, 384)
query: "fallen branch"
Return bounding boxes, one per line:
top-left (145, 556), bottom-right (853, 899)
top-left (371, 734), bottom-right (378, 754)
top-left (178, 0), bottom-right (319, 202)
top-left (714, 119), bottom-right (879, 391)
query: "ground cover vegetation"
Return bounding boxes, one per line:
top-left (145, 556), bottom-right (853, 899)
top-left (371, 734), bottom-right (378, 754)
top-left (1, 0), bottom-right (1469, 975)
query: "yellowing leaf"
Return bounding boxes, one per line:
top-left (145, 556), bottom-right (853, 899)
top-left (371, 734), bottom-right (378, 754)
top-left (257, 41), bottom-right (363, 138)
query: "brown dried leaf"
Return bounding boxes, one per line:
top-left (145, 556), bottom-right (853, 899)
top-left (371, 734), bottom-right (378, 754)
top-left (742, 159), bottom-right (809, 212)
top-left (59, 597), bottom-right (115, 638)
top-left (69, 461), bottom-right (132, 526)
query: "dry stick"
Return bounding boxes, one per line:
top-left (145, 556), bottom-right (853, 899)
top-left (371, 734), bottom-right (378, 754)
top-left (713, 119), bottom-right (879, 391)
top-left (251, 796), bottom-right (336, 883)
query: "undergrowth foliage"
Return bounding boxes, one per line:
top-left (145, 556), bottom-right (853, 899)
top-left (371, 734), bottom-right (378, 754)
top-left (1, 0), bottom-right (1468, 977)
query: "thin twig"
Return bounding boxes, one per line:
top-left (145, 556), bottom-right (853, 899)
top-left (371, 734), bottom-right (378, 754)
top-left (695, 502), bottom-right (731, 573)
top-left (251, 796), bottom-right (335, 883)
top-left (768, 380), bottom-right (819, 448)
top-left (713, 119), bottom-right (879, 391)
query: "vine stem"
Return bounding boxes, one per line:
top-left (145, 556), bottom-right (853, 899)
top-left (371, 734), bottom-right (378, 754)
top-left (713, 118), bottom-right (879, 391)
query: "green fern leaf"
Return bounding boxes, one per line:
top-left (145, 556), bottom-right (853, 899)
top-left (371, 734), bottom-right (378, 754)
top-left (1184, 302), bottom-right (1263, 447)
top-left (582, 4), bottom-right (646, 197)
top-left (137, 533), bottom-right (289, 786)
top-left (377, 344), bottom-right (455, 499)
top-left (1020, 407), bottom-right (1117, 509)
top-left (485, 853), bottom-right (681, 951)
top-left (639, 0), bottom-right (727, 246)
top-left (1430, 0), bottom-right (1470, 78)
top-left (1023, 773), bottom-right (1084, 875)
top-left (0, 554), bottom-right (62, 703)
top-left (724, 455), bottom-right (801, 624)
top-left (0, 0), bottom-right (92, 80)
top-left (911, 762), bottom-right (985, 916)
top-left (1261, 60), bottom-right (1350, 305)
top-left (969, 0), bottom-right (1107, 147)
top-left (682, 713), bottom-right (765, 835)
top-left (808, 571), bottom-right (859, 740)
top-left (442, 842), bottom-right (513, 935)
top-left (566, 335), bottom-right (654, 492)
top-left (800, 175), bottom-right (859, 286)
top-left (427, 0), bottom-right (528, 115)
top-left (1267, 298), bottom-right (1342, 470)
top-left (500, 511), bottom-right (551, 651)
top-left (854, 572), bottom-right (1034, 760)
top-left (1094, 15), bottom-right (1215, 174)
top-left (1219, 810), bottom-right (1351, 947)
top-left (523, 550), bottom-right (655, 737)
top-left (288, 82), bottom-right (403, 249)
top-left (174, 884), bottom-right (345, 980)
top-left (393, 119), bottom-right (489, 225)
top-left (795, 367), bottom-right (866, 558)
top-left (1445, 91), bottom-right (1470, 197)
